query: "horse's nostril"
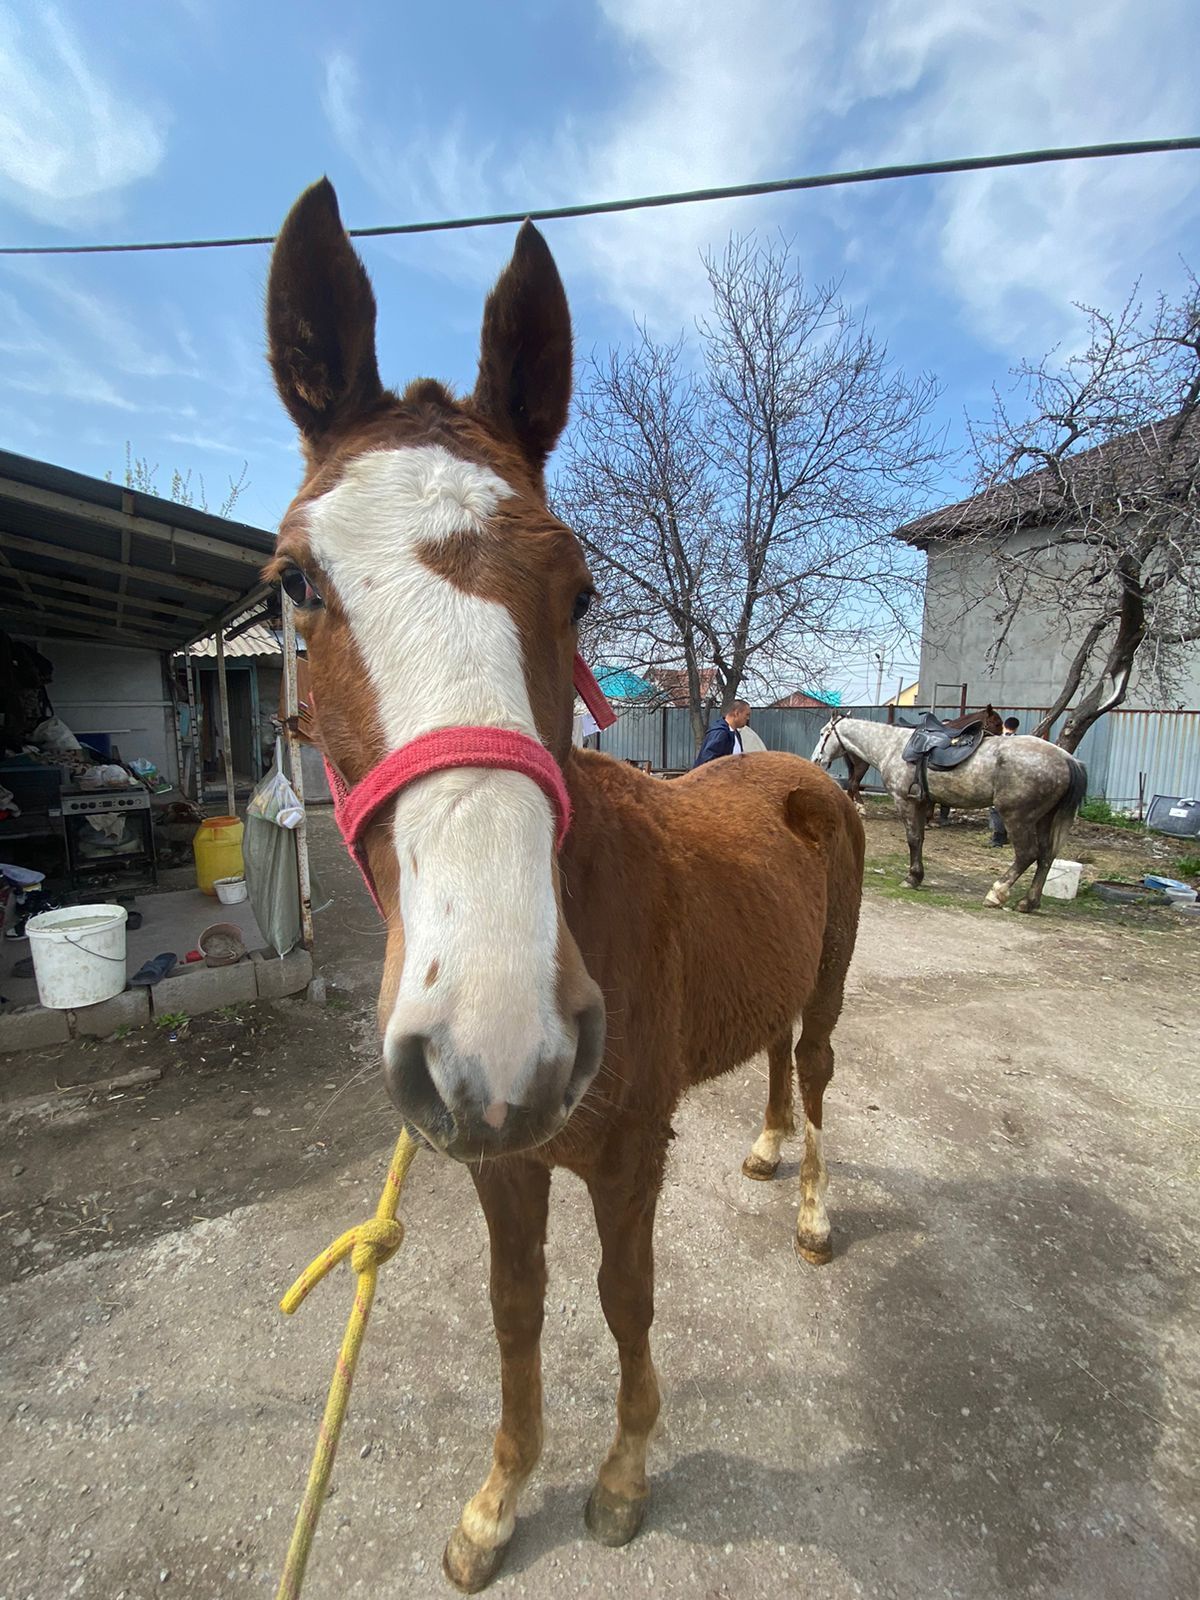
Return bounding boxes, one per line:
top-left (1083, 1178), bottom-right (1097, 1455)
top-left (563, 999), bottom-right (605, 1110)
top-left (385, 1032), bottom-right (455, 1145)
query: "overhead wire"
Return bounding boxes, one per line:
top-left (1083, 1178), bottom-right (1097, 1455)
top-left (1, 137), bottom-right (1197, 257)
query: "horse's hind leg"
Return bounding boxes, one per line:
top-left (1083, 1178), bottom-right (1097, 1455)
top-left (1016, 811), bottom-right (1058, 913)
top-left (983, 822), bottom-right (1039, 910)
top-left (794, 993), bottom-right (840, 1265)
top-left (742, 1032), bottom-right (796, 1180)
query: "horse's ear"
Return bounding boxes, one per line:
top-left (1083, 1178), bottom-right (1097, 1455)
top-left (473, 221), bottom-right (572, 475)
top-left (267, 178), bottom-right (384, 446)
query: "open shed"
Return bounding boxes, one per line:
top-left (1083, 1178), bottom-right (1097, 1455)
top-left (0, 447), bottom-right (275, 788)
top-left (0, 448), bottom-right (316, 950)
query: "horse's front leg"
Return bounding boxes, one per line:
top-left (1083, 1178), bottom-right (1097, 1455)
top-left (584, 1136), bottom-right (665, 1548)
top-left (900, 798), bottom-right (928, 887)
top-left (443, 1159), bottom-right (550, 1594)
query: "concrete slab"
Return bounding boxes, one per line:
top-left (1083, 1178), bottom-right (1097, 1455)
top-left (151, 957), bottom-right (258, 1017)
top-left (254, 947), bottom-right (313, 1000)
top-left (70, 987), bottom-right (150, 1036)
top-left (0, 1004), bottom-right (71, 1052)
top-left (0, 886), bottom-right (265, 1011)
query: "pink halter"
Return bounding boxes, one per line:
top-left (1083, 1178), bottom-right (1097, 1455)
top-left (322, 654), bottom-right (616, 914)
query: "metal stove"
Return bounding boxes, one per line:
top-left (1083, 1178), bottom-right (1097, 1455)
top-left (60, 786), bottom-right (152, 817)
top-left (57, 784), bottom-right (157, 889)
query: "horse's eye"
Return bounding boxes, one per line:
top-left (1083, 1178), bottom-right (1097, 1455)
top-left (571, 589), bottom-right (594, 625)
top-left (280, 565), bottom-right (323, 611)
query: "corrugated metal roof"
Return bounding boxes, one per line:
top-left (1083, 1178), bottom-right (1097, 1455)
top-left (190, 622), bottom-right (286, 658)
top-left (0, 446), bottom-right (276, 651)
top-left (897, 408), bottom-right (1200, 546)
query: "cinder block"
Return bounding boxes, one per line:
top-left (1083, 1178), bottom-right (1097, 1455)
top-left (0, 1005), bottom-right (72, 1053)
top-left (254, 947), bottom-right (314, 1000)
top-left (151, 959), bottom-right (257, 1017)
top-left (71, 987), bottom-right (151, 1037)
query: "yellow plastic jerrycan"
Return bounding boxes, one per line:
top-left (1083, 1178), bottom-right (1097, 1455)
top-left (192, 815), bottom-right (245, 896)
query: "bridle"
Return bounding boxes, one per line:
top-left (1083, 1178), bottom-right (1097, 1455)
top-left (318, 654), bottom-right (616, 915)
top-left (821, 713), bottom-right (852, 768)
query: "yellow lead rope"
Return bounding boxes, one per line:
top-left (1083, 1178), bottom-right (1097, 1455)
top-left (275, 1127), bottom-right (419, 1600)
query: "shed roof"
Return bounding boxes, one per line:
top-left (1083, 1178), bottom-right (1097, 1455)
top-left (0, 447), bottom-right (277, 652)
top-left (189, 622), bottom-right (287, 659)
top-left (896, 408), bottom-right (1200, 547)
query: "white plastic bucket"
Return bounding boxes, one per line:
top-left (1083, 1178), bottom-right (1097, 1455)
top-left (1043, 859), bottom-right (1083, 901)
top-left (26, 905), bottom-right (128, 1009)
top-left (214, 875), bottom-right (248, 905)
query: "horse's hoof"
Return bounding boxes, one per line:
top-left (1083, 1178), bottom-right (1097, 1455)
top-left (904, 877), bottom-right (922, 890)
top-left (742, 1152), bottom-right (780, 1181)
top-left (794, 1231), bottom-right (833, 1266)
top-left (443, 1526), bottom-right (508, 1594)
top-left (585, 1482), bottom-right (647, 1547)
top-left (1016, 897), bottom-right (1039, 914)
top-left (984, 890), bottom-right (1006, 909)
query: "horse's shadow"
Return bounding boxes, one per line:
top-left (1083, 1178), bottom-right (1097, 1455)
top-left (500, 1165), bottom-right (1195, 1597)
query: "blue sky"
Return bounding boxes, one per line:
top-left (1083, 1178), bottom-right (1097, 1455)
top-left (1, 0), bottom-right (1198, 698)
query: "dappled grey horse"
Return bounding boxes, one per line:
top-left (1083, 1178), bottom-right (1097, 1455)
top-left (812, 717), bottom-right (1088, 912)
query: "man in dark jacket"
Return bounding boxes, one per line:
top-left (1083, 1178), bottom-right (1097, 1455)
top-left (693, 700), bottom-right (752, 766)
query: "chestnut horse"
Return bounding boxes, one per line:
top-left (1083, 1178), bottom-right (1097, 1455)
top-left (265, 180), bottom-right (864, 1592)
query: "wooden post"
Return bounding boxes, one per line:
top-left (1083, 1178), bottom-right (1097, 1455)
top-left (660, 705), bottom-right (668, 773)
top-left (959, 682), bottom-right (968, 715)
top-left (166, 651), bottom-right (186, 795)
top-left (281, 594), bottom-right (315, 952)
top-left (249, 660), bottom-right (263, 782)
top-left (185, 650), bottom-right (202, 803)
top-left (215, 626), bottom-right (235, 816)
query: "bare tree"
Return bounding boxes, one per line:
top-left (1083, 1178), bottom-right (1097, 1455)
top-left (557, 236), bottom-right (943, 748)
top-left (947, 274), bottom-right (1200, 752)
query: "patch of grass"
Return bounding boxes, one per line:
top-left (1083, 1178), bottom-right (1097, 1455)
top-left (216, 1004), bottom-right (244, 1021)
top-left (1173, 854), bottom-right (1200, 880)
top-left (155, 1011), bottom-right (190, 1033)
top-left (1078, 798), bottom-right (1144, 831)
top-left (112, 1024), bottom-right (133, 1041)
top-left (869, 879), bottom-right (970, 911)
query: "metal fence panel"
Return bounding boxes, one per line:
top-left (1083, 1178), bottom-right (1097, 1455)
top-left (589, 700), bottom-right (1200, 810)
top-left (1100, 710), bottom-right (1200, 809)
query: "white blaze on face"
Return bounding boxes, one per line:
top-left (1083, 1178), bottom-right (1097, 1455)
top-left (304, 445), bottom-right (571, 1105)
top-left (812, 723), bottom-right (833, 766)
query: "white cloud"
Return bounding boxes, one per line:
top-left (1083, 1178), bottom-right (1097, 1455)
top-left (0, 4), bottom-right (167, 225)
top-left (841, 0), bottom-right (1200, 351)
top-left (320, 0), bottom-right (1197, 354)
top-left (322, 0), bottom-right (835, 331)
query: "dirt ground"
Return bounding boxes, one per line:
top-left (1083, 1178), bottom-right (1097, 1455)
top-left (1, 809), bottom-right (1197, 1599)
top-left (858, 796), bottom-right (1200, 914)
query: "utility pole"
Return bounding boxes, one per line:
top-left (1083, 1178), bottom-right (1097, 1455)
top-left (874, 651), bottom-right (885, 705)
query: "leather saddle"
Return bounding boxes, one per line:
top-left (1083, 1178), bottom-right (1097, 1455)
top-left (900, 713), bottom-right (989, 801)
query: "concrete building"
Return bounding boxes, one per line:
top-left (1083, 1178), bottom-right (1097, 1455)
top-left (897, 412), bottom-right (1200, 713)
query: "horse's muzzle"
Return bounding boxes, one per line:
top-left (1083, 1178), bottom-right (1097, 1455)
top-left (382, 1002), bottom-right (605, 1160)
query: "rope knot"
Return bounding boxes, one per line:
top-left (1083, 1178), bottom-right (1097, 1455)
top-left (350, 1217), bottom-right (405, 1275)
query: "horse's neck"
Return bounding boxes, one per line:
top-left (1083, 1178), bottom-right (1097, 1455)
top-left (840, 720), bottom-right (899, 766)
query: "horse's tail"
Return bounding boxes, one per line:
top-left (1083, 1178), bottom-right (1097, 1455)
top-left (1049, 752), bottom-right (1088, 857)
